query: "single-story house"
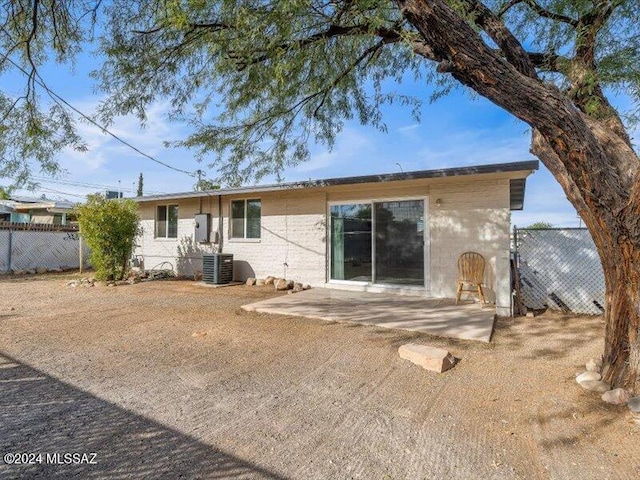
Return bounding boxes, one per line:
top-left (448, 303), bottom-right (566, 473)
top-left (134, 160), bottom-right (538, 316)
top-left (0, 196), bottom-right (76, 225)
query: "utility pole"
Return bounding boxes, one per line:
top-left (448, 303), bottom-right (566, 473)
top-left (196, 169), bottom-right (204, 191)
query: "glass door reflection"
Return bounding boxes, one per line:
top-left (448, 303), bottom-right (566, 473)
top-left (330, 204), bottom-right (372, 282)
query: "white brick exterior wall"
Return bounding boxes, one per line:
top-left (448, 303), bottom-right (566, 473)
top-left (136, 173), bottom-right (518, 316)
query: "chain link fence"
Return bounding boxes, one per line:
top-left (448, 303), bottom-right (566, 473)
top-left (514, 227), bottom-right (605, 315)
top-left (0, 225), bottom-right (90, 273)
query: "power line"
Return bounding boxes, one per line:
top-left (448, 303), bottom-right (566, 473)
top-left (31, 175), bottom-right (166, 195)
top-left (37, 186), bottom-right (86, 199)
top-left (6, 57), bottom-right (197, 178)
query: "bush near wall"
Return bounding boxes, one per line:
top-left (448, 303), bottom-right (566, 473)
top-left (76, 195), bottom-right (141, 281)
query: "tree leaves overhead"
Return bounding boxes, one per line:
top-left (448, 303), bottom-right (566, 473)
top-left (0, 1), bottom-right (99, 186)
top-left (1, 1), bottom-right (640, 185)
top-left (96, 0), bottom-right (426, 184)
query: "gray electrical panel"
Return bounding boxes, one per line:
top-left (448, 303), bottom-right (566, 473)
top-left (194, 214), bottom-right (210, 243)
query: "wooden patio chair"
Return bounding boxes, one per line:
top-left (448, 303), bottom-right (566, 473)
top-left (455, 251), bottom-right (486, 306)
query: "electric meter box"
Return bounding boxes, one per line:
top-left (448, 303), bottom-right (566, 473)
top-left (194, 214), bottom-right (211, 243)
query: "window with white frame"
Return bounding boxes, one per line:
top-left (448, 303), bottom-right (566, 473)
top-left (156, 205), bottom-right (179, 238)
top-left (231, 199), bottom-right (261, 239)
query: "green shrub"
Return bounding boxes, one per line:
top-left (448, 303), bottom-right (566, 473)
top-left (76, 195), bottom-right (141, 281)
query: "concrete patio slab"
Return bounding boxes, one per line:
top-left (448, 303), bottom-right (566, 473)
top-left (242, 288), bottom-right (495, 342)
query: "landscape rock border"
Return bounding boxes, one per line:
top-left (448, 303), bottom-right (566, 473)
top-left (245, 276), bottom-right (311, 293)
top-left (577, 356), bottom-right (638, 422)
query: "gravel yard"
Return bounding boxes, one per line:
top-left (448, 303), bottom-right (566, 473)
top-left (1, 273), bottom-right (639, 479)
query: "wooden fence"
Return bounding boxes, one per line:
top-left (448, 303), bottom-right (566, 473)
top-left (0, 221), bottom-right (79, 232)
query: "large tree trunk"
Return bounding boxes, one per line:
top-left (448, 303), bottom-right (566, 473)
top-left (601, 252), bottom-right (640, 392)
top-left (398, 0), bottom-right (640, 393)
top-left (531, 130), bottom-right (640, 394)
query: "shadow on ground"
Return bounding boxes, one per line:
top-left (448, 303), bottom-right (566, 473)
top-left (493, 311), bottom-right (604, 361)
top-left (0, 352), bottom-right (286, 479)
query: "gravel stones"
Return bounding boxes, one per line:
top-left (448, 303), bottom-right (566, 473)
top-left (67, 278), bottom-right (95, 288)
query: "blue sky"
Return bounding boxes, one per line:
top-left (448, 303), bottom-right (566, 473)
top-left (1, 51), bottom-right (595, 227)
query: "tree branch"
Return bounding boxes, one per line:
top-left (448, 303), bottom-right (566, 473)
top-left (497, 0), bottom-right (578, 27)
top-left (231, 21), bottom-right (407, 71)
top-left (459, 0), bottom-right (537, 78)
top-left (527, 51), bottom-right (567, 72)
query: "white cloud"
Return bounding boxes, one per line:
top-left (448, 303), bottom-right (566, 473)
top-left (56, 97), bottom-right (191, 175)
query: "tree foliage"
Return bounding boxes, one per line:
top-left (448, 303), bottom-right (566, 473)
top-left (75, 195), bottom-right (141, 281)
top-left (95, 0), bottom-right (639, 183)
top-left (1, 2), bottom-right (639, 184)
top-left (526, 221), bottom-right (553, 229)
top-left (0, 1), bottom-right (99, 185)
top-left (137, 172), bottom-right (144, 197)
top-left (194, 179), bottom-right (220, 191)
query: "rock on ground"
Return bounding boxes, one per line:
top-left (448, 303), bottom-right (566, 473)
top-left (601, 388), bottom-right (631, 406)
top-left (265, 276), bottom-right (275, 286)
top-left (246, 277), bottom-right (256, 286)
top-left (398, 344), bottom-right (456, 373)
top-left (275, 278), bottom-right (290, 291)
top-left (579, 380), bottom-right (610, 393)
top-left (576, 371), bottom-right (601, 383)
top-left (585, 357), bottom-right (602, 372)
top-left (628, 396), bottom-right (640, 413)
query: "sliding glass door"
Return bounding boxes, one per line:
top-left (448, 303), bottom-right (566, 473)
top-left (330, 199), bottom-right (425, 287)
top-left (330, 204), bottom-right (372, 281)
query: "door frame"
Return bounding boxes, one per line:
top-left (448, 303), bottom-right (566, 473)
top-left (326, 196), bottom-right (430, 291)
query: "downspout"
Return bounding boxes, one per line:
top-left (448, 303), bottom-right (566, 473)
top-left (218, 194), bottom-right (223, 253)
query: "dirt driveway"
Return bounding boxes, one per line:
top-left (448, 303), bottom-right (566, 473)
top-left (0, 274), bottom-right (638, 479)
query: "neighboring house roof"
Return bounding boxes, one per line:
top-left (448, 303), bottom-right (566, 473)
top-left (6, 198), bottom-right (75, 213)
top-left (135, 160), bottom-right (539, 210)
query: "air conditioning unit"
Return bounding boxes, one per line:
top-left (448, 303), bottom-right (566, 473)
top-left (202, 253), bottom-right (233, 285)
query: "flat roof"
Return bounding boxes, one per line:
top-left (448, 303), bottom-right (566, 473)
top-left (136, 160), bottom-right (539, 210)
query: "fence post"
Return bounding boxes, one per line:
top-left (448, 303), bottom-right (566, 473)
top-left (6, 228), bottom-right (12, 273)
top-left (513, 225), bottom-right (518, 266)
top-left (79, 234), bottom-right (83, 274)
top-left (512, 225), bottom-right (523, 316)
